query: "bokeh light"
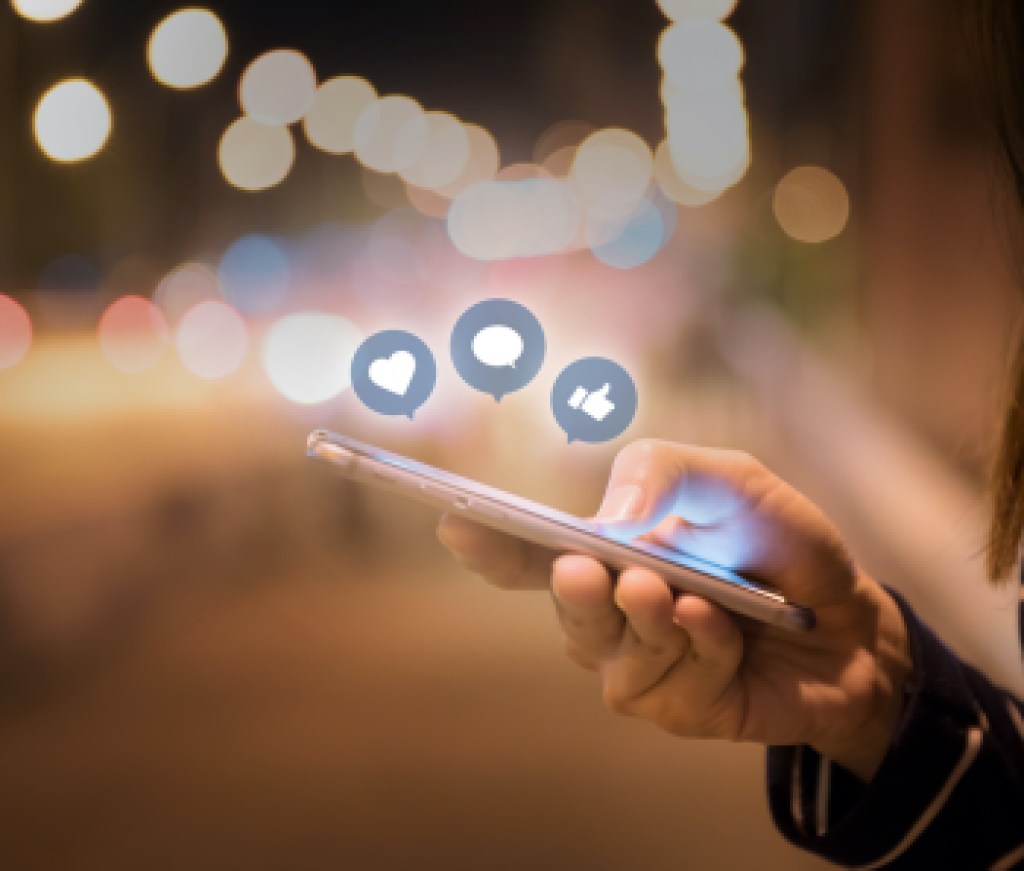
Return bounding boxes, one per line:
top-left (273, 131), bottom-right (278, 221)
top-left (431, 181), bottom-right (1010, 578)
top-left (664, 87), bottom-right (749, 185)
top-left (218, 117), bottom-right (295, 191)
top-left (653, 138), bottom-right (721, 206)
top-left (11, 0), bottom-right (83, 22)
top-left (773, 165), bottom-right (851, 243)
top-left (33, 78), bottom-right (112, 163)
top-left (400, 111), bottom-right (470, 190)
top-left (175, 300), bottom-right (248, 380)
top-left (302, 75), bottom-right (377, 154)
top-left (658, 19), bottom-right (743, 95)
top-left (570, 128), bottom-right (654, 214)
top-left (353, 94), bottom-right (427, 174)
top-left (447, 177), bottom-right (579, 260)
top-left (588, 198), bottom-right (669, 269)
top-left (239, 49), bottom-right (317, 126)
top-left (261, 312), bottom-right (363, 405)
top-left (0, 294), bottom-right (32, 370)
top-left (97, 296), bottom-right (170, 374)
top-left (153, 262), bottom-right (222, 325)
top-left (435, 123), bottom-right (500, 198)
top-left (218, 234), bottom-right (290, 315)
top-left (656, 0), bottom-right (738, 20)
top-left (147, 8), bottom-right (228, 90)
top-left (533, 119), bottom-right (595, 165)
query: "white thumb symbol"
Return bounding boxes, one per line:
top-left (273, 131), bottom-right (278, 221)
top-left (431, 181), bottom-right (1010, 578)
top-left (581, 383), bottom-right (615, 422)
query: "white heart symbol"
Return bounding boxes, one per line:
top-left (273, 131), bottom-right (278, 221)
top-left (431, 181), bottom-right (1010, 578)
top-left (368, 350), bottom-right (416, 396)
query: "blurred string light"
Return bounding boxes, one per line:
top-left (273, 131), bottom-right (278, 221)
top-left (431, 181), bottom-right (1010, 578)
top-left (447, 176), bottom-right (580, 260)
top-left (97, 295), bottom-right (169, 374)
top-left (652, 138), bottom-right (719, 206)
top-left (656, 0), bottom-right (737, 19)
top-left (400, 111), bottom-right (470, 190)
top-left (33, 78), bottom-right (111, 162)
top-left (10, 0), bottom-right (83, 22)
top-left (261, 312), bottom-right (362, 404)
top-left (0, 294), bottom-right (32, 370)
top-left (773, 165), bottom-right (850, 243)
top-left (153, 262), bottom-right (222, 325)
top-left (303, 76), bottom-right (377, 154)
top-left (148, 8), bottom-right (228, 89)
top-left (218, 234), bottom-right (290, 315)
top-left (353, 94), bottom-right (428, 174)
top-left (218, 116), bottom-right (295, 191)
top-left (240, 49), bottom-right (317, 125)
top-left (654, 0), bottom-right (749, 204)
top-left (589, 195), bottom-right (677, 270)
top-left (175, 299), bottom-right (248, 379)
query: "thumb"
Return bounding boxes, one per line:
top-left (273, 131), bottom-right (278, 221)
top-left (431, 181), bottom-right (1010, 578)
top-left (593, 383), bottom-right (611, 398)
top-left (593, 440), bottom-right (757, 543)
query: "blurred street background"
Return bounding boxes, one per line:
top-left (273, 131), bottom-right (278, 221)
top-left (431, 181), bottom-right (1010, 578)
top-left (0, 0), bottom-right (1021, 868)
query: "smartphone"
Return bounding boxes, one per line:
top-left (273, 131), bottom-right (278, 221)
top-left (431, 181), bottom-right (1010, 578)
top-left (307, 429), bottom-right (815, 633)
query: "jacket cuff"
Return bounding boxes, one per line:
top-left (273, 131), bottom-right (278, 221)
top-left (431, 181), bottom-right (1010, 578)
top-left (766, 589), bottom-right (981, 867)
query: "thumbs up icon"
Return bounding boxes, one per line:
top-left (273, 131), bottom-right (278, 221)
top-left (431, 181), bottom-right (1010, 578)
top-left (568, 383), bottom-right (615, 422)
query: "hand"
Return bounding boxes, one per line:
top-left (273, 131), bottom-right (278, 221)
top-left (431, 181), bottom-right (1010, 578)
top-left (437, 439), bottom-right (911, 782)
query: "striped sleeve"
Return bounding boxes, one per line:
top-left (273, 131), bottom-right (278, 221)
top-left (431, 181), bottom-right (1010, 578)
top-left (766, 588), bottom-right (1024, 869)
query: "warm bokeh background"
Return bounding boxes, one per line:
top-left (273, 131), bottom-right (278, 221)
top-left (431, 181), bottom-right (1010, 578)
top-left (0, 1), bottom-right (1021, 868)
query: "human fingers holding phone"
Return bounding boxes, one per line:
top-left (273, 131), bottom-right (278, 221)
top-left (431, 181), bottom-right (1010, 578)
top-left (437, 439), bottom-right (912, 783)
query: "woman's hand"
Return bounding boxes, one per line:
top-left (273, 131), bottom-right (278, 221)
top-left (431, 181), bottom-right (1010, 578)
top-left (437, 439), bottom-right (911, 782)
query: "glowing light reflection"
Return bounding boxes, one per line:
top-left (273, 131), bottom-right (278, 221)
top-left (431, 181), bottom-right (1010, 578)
top-left (154, 262), bottom-right (222, 325)
top-left (302, 76), bottom-right (377, 154)
top-left (239, 49), bottom-right (317, 126)
top-left (773, 165), bottom-right (850, 243)
top-left (34, 78), bottom-right (112, 163)
top-left (218, 234), bottom-right (290, 315)
top-left (218, 116), bottom-right (295, 191)
top-left (0, 294), bottom-right (32, 369)
top-left (97, 296), bottom-right (169, 374)
top-left (11, 0), bottom-right (83, 22)
top-left (261, 312), bottom-right (363, 405)
top-left (354, 94), bottom-right (427, 174)
top-left (148, 8), bottom-right (227, 89)
top-left (175, 300), bottom-right (248, 379)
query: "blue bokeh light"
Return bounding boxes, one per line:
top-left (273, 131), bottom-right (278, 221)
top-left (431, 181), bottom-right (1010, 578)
top-left (218, 234), bottom-right (291, 315)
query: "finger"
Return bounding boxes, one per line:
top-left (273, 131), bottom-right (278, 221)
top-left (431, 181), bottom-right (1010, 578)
top-left (551, 554), bottom-right (624, 656)
top-left (592, 439), bottom-right (760, 538)
top-left (436, 513), bottom-right (554, 590)
top-left (592, 441), bottom-right (853, 604)
top-left (613, 567), bottom-right (684, 654)
top-left (671, 594), bottom-right (744, 678)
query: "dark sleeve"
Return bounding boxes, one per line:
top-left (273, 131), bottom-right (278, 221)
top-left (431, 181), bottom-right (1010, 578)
top-left (766, 588), bottom-right (1024, 869)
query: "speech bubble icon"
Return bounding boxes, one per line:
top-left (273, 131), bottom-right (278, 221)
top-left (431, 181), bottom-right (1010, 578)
top-left (551, 357), bottom-right (637, 443)
top-left (471, 324), bottom-right (523, 368)
top-left (450, 299), bottom-right (545, 401)
top-left (351, 330), bottom-right (436, 419)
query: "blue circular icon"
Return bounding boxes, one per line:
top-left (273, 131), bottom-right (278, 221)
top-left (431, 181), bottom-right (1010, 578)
top-left (551, 357), bottom-right (638, 443)
top-left (450, 299), bottom-right (545, 401)
top-left (351, 330), bottom-right (436, 419)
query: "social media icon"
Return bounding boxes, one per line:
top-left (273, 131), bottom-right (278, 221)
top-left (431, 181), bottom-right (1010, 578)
top-left (451, 299), bottom-right (545, 401)
top-left (351, 330), bottom-right (436, 418)
top-left (369, 350), bottom-right (416, 395)
top-left (472, 324), bottom-right (523, 368)
top-left (552, 357), bottom-right (637, 443)
top-left (567, 382), bottom-right (615, 421)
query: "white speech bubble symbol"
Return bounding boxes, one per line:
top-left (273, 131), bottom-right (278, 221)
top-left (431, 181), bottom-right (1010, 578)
top-left (471, 324), bottom-right (524, 368)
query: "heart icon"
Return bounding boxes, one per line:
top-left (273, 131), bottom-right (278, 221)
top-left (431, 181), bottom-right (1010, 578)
top-left (368, 349), bottom-right (416, 396)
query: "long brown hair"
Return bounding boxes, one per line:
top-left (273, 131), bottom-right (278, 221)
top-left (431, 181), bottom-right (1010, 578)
top-left (971, 1), bottom-right (1024, 581)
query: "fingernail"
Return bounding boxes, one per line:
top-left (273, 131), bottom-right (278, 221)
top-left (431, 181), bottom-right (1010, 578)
top-left (596, 484), bottom-right (644, 522)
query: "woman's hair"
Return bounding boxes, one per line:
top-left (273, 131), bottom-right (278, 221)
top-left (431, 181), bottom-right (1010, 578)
top-left (971, 1), bottom-right (1024, 581)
